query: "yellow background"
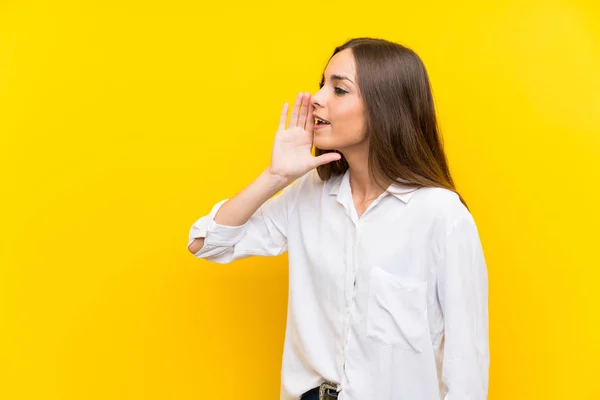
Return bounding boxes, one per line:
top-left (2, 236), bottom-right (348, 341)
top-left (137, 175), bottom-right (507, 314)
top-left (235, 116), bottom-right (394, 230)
top-left (1, 0), bottom-right (599, 399)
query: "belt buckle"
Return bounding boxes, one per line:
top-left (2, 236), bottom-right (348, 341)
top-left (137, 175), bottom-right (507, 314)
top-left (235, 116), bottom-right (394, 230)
top-left (318, 381), bottom-right (339, 400)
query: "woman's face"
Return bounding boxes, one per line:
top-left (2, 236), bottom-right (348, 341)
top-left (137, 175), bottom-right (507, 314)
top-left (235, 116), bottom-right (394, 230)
top-left (310, 48), bottom-right (366, 151)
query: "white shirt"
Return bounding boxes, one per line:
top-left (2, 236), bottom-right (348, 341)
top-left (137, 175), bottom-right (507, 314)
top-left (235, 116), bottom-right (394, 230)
top-left (188, 168), bottom-right (490, 400)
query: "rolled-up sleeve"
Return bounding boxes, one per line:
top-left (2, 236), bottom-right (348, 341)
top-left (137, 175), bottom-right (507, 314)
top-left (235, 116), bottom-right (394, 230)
top-left (437, 214), bottom-right (490, 399)
top-left (187, 174), bottom-right (304, 264)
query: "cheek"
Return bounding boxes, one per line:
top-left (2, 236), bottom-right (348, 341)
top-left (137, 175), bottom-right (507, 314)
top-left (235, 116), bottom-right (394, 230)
top-left (337, 108), bottom-right (364, 134)
top-left (330, 121), bottom-right (365, 145)
top-left (334, 104), bottom-right (363, 124)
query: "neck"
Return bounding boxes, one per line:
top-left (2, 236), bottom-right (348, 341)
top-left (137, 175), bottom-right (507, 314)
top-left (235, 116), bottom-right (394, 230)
top-left (340, 143), bottom-right (386, 202)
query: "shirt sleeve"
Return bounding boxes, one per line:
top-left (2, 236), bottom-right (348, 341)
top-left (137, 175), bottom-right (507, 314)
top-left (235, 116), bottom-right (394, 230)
top-left (436, 214), bottom-right (490, 400)
top-left (187, 173), bottom-right (305, 264)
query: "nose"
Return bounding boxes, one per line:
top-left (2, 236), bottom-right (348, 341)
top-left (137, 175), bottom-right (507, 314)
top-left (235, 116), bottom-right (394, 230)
top-left (310, 90), bottom-right (323, 109)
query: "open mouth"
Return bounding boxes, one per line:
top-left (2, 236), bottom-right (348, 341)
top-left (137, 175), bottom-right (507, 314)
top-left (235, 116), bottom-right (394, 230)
top-left (314, 117), bottom-right (330, 126)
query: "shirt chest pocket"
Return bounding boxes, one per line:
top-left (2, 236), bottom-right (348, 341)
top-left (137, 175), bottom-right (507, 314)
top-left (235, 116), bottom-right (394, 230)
top-left (366, 265), bottom-right (428, 353)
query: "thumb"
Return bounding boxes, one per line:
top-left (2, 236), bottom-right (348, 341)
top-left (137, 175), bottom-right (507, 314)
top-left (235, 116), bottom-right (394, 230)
top-left (311, 152), bottom-right (342, 168)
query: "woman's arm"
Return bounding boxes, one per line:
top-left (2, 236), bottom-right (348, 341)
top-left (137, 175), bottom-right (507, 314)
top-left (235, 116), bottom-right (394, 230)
top-left (186, 169), bottom-right (306, 263)
top-left (436, 214), bottom-right (490, 399)
top-left (187, 168), bottom-right (290, 254)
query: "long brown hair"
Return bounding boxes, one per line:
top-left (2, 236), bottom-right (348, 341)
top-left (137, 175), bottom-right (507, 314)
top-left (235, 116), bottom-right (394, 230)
top-left (314, 37), bottom-right (468, 210)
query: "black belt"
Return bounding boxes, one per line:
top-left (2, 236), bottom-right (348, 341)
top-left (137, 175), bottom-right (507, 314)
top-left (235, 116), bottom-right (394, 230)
top-left (300, 381), bottom-right (340, 400)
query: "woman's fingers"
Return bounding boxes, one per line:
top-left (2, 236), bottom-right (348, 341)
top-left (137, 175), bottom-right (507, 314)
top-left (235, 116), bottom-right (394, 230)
top-left (279, 102), bottom-right (289, 131)
top-left (304, 97), bottom-right (314, 133)
top-left (298, 92), bottom-right (310, 129)
top-left (279, 92), bottom-right (312, 132)
top-left (289, 92), bottom-right (303, 128)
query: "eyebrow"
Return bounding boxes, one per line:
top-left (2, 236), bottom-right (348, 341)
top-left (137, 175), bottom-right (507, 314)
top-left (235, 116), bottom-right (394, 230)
top-left (324, 73), bottom-right (355, 85)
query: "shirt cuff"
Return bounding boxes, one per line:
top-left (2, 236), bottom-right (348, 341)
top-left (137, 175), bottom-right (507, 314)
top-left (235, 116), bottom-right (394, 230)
top-left (187, 199), bottom-right (249, 251)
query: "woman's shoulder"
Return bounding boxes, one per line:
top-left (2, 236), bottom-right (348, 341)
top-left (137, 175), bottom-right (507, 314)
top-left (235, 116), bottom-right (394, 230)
top-left (413, 186), bottom-right (473, 226)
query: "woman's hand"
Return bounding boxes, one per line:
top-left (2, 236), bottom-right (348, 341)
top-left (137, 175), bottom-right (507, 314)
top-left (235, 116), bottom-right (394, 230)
top-left (268, 92), bottom-right (341, 182)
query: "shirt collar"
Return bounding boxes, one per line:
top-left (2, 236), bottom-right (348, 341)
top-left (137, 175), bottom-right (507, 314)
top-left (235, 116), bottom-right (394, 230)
top-left (328, 169), bottom-right (419, 204)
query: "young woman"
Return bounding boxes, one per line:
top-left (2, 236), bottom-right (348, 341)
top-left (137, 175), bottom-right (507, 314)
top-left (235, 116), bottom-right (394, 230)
top-left (188, 37), bottom-right (489, 400)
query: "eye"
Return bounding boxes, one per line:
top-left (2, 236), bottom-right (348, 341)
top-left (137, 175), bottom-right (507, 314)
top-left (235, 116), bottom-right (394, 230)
top-left (334, 87), bottom-right (347, 95)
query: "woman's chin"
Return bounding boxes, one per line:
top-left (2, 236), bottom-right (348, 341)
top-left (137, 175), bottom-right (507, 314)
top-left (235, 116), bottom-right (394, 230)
top-left (313, 136), bottom-right (336, 151)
